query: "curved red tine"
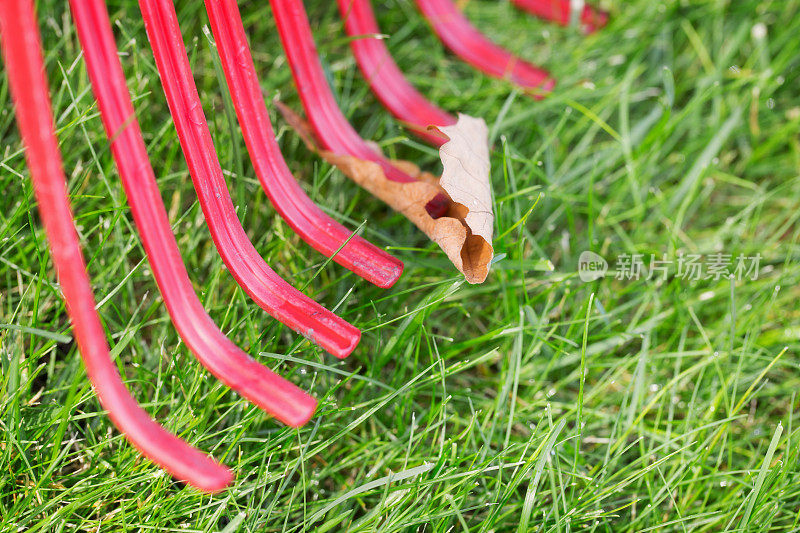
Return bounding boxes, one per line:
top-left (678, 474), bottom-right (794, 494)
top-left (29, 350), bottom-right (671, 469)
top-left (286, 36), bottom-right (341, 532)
top-left (414, 0), bottom-right (556, 96)
top-left (138, 0), bottom-right (360, 358)
top-left (203, 0), bottom-right (403, 289)
top-left (271, 0), bottom-right (452, 219)
top-left (68, 0), bottom-right (317, 427)
top-left (336, 0), bottom-right (456, 147)
top-left (510, 0), bottom-right (609, 33)
top-left (270, 0), bottom-right (418, 185)
top-left (0, 0), bottom-right (232, 492)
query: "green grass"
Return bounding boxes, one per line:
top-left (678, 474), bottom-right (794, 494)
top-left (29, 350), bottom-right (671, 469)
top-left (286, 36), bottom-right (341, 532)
top-left (2, 0), bottom-right (800, 530)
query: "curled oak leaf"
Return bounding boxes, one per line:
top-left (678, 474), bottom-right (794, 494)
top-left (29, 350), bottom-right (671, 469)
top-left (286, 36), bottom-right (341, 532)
top-left (276, 101), bottom-right (494, 283)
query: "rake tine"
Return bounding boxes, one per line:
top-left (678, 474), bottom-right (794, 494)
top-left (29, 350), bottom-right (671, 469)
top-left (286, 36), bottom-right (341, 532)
top-left (138, 0), bottom-right (360, 359)
top-left (269, 0), bottom-right (425, 187)
top-left (413, 0), bottom-right (555, 96)
top-left (336, 0), bottom-right (456, 146)
top-left (271, 0), bottom-right (455, 219)
top-left (510, 0), bottom-right (608, 34)
top-left (69, 0), bottom-right (318, 427)
top-left (339, 0), bottom-right (607, 146)
top-left (203, 0), bottom-right (403, 289)
top-left (0, 0), bottom-right (232, 492)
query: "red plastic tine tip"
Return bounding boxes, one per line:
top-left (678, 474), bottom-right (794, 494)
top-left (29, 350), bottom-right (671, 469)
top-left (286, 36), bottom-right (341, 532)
top-left (414, 0), bottom-right (556, 96)
top-left (269, 0), bottom-right (418, 185)
top-left (0, 0), bottom-right (232, 492)
top-left (337, 0), bottom-right (456, 147)
top-left (510, 0), bottom-right (609, 33)
top-left (138, 0), bottom-right (360, 358)
top-left (69, 0), bottom-right (317, 427)
top-left (203, 0), bottom-right (403, 288)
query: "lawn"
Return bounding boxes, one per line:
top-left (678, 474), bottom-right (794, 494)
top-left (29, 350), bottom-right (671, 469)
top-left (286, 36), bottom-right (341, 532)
top-left (2, 0), bottom-right (800, 530)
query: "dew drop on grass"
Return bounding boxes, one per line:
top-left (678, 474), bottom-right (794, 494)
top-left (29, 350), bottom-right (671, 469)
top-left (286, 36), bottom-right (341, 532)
top-left (608, 55), bottom-right (625, 66)
top-left (752, 22), bottom-right (767, 40)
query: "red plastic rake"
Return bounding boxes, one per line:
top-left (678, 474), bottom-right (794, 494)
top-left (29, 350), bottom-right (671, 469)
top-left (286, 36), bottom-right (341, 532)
top-left (0, 0), bottom-right (232, 492)
top-left (511, 0), bottom-right (608, 34)
top-left (414, 0), bottom-right (555, 95)
top-left (69, 0), bottom-right (317, 428)
top-left (137, 0), bottom-right (361, 359)
top-left (336, 0), bottom-right (456, 146)
top-left (203, 0), bottom-right (404, 289)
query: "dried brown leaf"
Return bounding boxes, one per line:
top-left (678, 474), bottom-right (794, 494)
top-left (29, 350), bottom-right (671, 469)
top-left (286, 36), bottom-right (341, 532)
top-left (276, 102), bottom-right (494, 284)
